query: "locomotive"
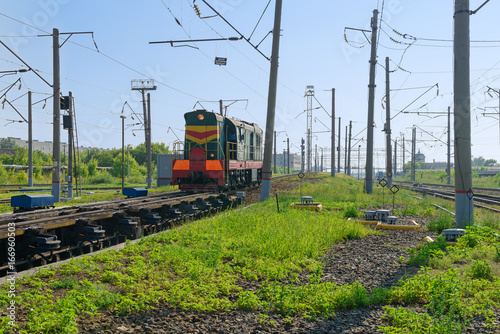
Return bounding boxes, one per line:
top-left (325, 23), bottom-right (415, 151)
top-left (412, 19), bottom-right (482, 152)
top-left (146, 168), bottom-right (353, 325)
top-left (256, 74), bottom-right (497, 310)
top-left (172, 109), bottom-right (263, 192)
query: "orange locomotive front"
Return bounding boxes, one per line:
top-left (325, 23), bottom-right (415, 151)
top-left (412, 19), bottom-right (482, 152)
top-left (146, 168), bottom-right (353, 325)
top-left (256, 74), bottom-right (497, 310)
top-left (172, 110), bottom-right (263, 192)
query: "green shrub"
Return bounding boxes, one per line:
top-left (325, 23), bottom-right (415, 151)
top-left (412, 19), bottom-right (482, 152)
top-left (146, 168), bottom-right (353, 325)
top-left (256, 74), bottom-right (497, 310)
top-left (408, 237), bottom-right (448, 267)
top-left (343, 205), bottom-right (359, 218)
top-left (468, 260), bottom-right (493, 280)
top-left (85, 173), bottom-right (116, 184)
top-left (427, 214), bottom-right (454, 234)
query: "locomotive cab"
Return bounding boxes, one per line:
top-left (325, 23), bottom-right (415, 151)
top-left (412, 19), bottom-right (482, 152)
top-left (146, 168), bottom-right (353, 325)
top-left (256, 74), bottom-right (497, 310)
top-left (172, 109), bottom-right (263, 192)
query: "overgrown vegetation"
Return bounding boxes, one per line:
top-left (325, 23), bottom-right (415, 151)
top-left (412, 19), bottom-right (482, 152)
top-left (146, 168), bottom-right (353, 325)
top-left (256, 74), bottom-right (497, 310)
top-left (0, 142), bottom-right (170, 185)
top-left (0, 174), bottom-right (499, 333)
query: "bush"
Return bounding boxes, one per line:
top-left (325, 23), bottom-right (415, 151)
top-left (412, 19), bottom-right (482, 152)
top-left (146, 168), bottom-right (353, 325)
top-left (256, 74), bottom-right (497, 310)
top-left (85, 173), bottom-right (116, 184)
top-left (427, 214), bottom-right (454, 234)
top-left (468, 260), bottom-right (493, 280)
top-left (343, 206), bottom-right (359, 219)
top-left (408, 237), bottom-right (448, 267)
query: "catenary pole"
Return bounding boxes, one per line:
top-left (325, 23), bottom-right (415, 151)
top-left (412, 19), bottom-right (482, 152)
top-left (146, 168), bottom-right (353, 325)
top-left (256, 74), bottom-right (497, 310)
top-left (347, 120), bottom-right (352, 175)
top-left (287, 137), bottom-right (290, 174)
top-left (260, 0), bottom-right (283, 201)
top-left (365, 9), bottom-right (379, 194)
top-left (344, 125), bottom-right (348, 173)
top-left (454, 0), bottom-right (473, 226)
top-left (338, 117), bottom-right (341, 173)
top-left (411, 127), bottom-right (416, 182)
top-left (28, 91), bottom-right (33, 187)
top-left (274, 131), bottom-right (277, 174)
top-left (448, 106), bottom-right (451, 185)
top-left (402, 135), bottom-right (405, 175)
top-left (385, 57), bottom-right (393, 187)
top-left (52, 28), bottom-right (61, 202)
top-left (68, 91), bottom-right (73, 199)
top-left (331, 88), bottom-right (335, 177)
top-left (146, 93), bottom-right (152, 188)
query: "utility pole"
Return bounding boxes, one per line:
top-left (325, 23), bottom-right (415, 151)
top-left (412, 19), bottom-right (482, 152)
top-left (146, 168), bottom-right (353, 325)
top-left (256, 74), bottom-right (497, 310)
top-left (385, 56), bottom-right (393, 187)
top-left (365, 9), bottom-right (379, 194)
top-left (344, 125), bottom-right (348, 173)
top-left (67, 91), bottom-right (73, 199)
top-left (274, 131), bottom-right (277, 174)
top-left (358, 145), bottom-right (361, 179)
top-left (146, 93), bottom-right (152, 188)
top-left (306, 85), bottom-right (314, 172)
top-left (52, 28), bottom-right (61, 202)
top-left (411, 127), bottom-right (416, 182)
top-left (331, 88), bottom-right (335, 177)
top-left (454, 0), bottom-right (473, 227)
top-left (315, 144), bottom-right (318, 172)
top-left (28, 91), bottom-right (33, 187)
top-left (447, 106), bottom-right (451, 185)
top-left (131, 79), bottom-right (156, 189)
top-left (260, 0), bottom-right (283, 202)
top-left (320, 148), bottom-right (324, 172)
top-left (287, 137), bottom-right (290, 174)
top-left (301, 138), bottom-right (305, 172)
top-left (338, 117), bottom-right (341, 173)
top-left (347, 120), bottom-right (352, 176)
top-left (402, 135), bottom-right (406, 175)
top-left (121, 115), bottom-right (126, 192)
top-left (394, 139), bottom-right (397, 179)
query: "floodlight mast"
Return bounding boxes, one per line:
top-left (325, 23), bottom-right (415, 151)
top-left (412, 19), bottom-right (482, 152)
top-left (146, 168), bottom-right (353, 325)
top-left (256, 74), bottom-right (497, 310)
top-left (131, 79), bottom-right (157, 189)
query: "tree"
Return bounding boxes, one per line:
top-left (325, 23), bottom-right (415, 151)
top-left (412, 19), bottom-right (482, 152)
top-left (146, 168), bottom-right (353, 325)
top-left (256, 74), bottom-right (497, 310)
top-left (472, 156), bottom-right (485, 167)
top-left (0, 138), bottom-right (17, 149)
top-left (484, 159), bottom-right (497, 167)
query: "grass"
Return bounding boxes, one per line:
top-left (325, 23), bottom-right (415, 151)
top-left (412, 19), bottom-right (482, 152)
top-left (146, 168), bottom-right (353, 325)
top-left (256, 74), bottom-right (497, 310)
top-left (1, 173), bottom-right (500, 333)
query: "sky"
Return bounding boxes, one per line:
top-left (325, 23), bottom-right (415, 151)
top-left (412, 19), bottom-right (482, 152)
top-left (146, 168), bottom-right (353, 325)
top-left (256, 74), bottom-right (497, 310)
top-left (1, 0), bottom-right (500, 171)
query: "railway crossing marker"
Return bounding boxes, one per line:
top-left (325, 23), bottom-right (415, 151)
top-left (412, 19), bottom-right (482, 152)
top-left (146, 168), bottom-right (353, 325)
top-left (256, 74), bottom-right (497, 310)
top-left (390, 185), bottom-right (399, 213)
top-left (298, 171), bottom-right (305, 197)
top-left (379, 178), bottom-right (388, 207)
top-left (466, 189), bottom-right (474, 228)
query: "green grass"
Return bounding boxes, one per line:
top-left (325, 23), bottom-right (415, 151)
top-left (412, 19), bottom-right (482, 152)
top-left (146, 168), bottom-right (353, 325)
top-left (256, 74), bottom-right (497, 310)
top-left (1, 174), bottom-right (500, 333)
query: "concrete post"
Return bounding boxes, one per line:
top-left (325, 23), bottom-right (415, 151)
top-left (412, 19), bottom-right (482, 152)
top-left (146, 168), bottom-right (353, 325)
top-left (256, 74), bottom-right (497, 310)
top-left (28, 91), bottom-right (33, 187)
top-left (260, 0), bottom-right (283, 201)
top-left (67, 91), bottom-right (73, 199)
top-left (385, 57), bottom-right (392, 187)
top-left (365, 9), bottom-right (379, 194)
top-left (331, 88), bottom-right (335, 177)
top-left (52, 28), bottom-right (61, 202)
top-left (454, 0), bottom-right (473, 226)
top-left (146, 93), bottom-right (152, 188)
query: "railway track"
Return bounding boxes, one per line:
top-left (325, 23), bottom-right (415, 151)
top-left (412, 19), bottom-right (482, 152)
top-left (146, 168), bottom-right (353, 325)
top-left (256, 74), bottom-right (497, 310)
top-left (394, 181), bottom-right (500, 213)
top-left (1, 174), bottom-right (296, 277)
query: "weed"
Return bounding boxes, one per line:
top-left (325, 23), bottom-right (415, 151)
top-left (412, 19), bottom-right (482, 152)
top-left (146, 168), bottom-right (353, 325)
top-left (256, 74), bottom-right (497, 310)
top-left (342, 205), bottom-right (359, 218)
top-left (407, 237), bottom-right (448, 267)
top-left (427, 214), bottom-right (454, 234)
top-left (468, 260), bottom-right (493, 281)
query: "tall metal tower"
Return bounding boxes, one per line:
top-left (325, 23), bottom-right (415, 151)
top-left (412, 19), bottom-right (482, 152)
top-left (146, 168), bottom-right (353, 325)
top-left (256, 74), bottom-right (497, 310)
top-left (305, 85), bottom-right (314, 172)
top-left (131, 79), bottom-right (157, 189)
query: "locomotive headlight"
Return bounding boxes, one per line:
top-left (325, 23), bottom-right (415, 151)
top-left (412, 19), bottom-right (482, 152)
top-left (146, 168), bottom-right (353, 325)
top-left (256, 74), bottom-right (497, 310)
top-left (197, 114), bottom-right (204, 121)
top-left (210, 153), bottom-right (214, 158)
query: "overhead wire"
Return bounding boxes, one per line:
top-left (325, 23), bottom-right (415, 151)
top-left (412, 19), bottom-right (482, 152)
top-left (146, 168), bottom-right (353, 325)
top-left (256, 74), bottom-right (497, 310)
top-left (0, 11), bottom-right (204, 101)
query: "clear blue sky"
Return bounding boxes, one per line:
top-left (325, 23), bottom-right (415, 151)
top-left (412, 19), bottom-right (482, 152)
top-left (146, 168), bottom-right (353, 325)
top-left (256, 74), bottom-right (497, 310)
top-left (1, 0), bottom-right (500, 170)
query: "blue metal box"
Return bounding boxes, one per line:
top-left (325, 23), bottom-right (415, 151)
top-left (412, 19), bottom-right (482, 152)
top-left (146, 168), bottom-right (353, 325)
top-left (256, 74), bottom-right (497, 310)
top-left (11, 194), bottom-right (54, 208)
top-left (123, 187), bottom-right (148, 198)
